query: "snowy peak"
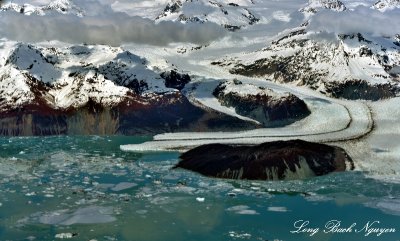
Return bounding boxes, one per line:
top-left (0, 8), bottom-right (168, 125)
top-left (0, 0), bottom-right (83, 16)
top-left (300, 0), bottom-right (346, 16)
top-left (0, 42), bottom-right (182, 110)
top-left (219, 30), bottom-right (400, 100)
top-left (373, 0), bottom-right (400, 11)
top-left (4, 43), bottom-right (170, 94)
top-left (6, 44), bottom-right (61, 83)
top-left (156, 0), bottom-right (259, 30)
top-left (156, 0), bottom-right (183, 19)
top-left (0, 66), bottom-right (35, 110)
top-left (309, 0), bottom-right (346, 11)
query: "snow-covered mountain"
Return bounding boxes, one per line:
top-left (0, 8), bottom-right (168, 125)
top-left (300, 0), bottom-right (347, 15)
top-left (1, 0), bottom-right (400, 135)
top-left (210, 1), bottom-right (400, 100)
top-left (155, 0), bottom-right (259, 30)
top-left (215, 29), bottom-right (400, 100)
top-left (373, 0), bottom-right (400, 11)
top-left (0, 41), bottom-right (262, 135)
top-left (0, 43), bottom-right (176, 110)
top-left (0, 0), bottom-right (83, 16)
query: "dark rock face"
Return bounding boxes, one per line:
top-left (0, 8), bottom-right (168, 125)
top-left (213, 80), bottom-right (311, 127)
top-left (224, 24), bottom-right (241, 32)
top-left (245, 9), bottom-right (260, 25)
top-left (174, 140), bottom-right (354, 180)
top-left (229, 54), bottom-right (315, 84)
top-left (160, 70), bottom-right (191, 90)
top-left (324, 80), bottom-right (399, 100)
top-left (115, 92), bottom-right (258, 134)
top-left (0, 93), bottom-right (259, 136)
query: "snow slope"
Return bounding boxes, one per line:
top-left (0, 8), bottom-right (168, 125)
top-left (0, 41), bottom-right (176, 109)
top-left (155, 0), bottom-right (259, 30)
top-left (0, 0), bottom-right (83, 16)
top-left (219, 30), bottom-right (400, 99)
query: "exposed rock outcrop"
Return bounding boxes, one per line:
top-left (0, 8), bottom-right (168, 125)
top-left (213, 80), bottom-right (310, 126)
top-left (324, 80), bottom-right (399, 100)
top-left (160, 70), bottom-right (191, 90)
top-left (174, 140), bottom-right (354, 180)
top-left (0, 92), bottom-right (258, 136)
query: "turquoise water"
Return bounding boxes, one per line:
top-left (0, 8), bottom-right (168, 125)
top-left (0, 136), bottom-right (399, 241)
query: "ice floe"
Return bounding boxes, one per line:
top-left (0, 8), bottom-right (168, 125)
top-left (34, 206), bottom-right (116, 225)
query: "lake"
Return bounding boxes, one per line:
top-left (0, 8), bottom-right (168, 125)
top-left (0, 136), bottom-right (399, 241)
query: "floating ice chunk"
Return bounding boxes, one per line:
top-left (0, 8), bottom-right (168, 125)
top-left (226, 205), bottom-right (259, 215)
top-left (375, 199), bottom-right (400, 216)
top-left (39, 206), bottom-right (116, 225)
top-left (83, 176), bottom-right (91, 184)
top-left (196, 197), bottom-right (205, 202)
top-left (174, 186), bottom-right (197, 193)
top-left (55, 233), bottom-right (74, 239)
top-left (136, 210), bottom-right (148, 215)
top-left (153, 180), bottom-right (162, 185)
top-left (228, 231), bottom-right (252, 238)
top-left (236, 210), bottom-right (259, 215)
top-left (111, 182), bottom-right (137, 192)
top-left (226, 205), bottom-right (250, 212)
top-left (0, 202), bottom-right (2, 207)
top-left (112, 170), bottom-right (128, 176)
top-left (39, 210), bottom-right (70, 225)
top-left (232, 188), bottom-right (245, 193)
top-left (267, 207), bottom-right (289, 212)
top-left (95, 183), bottom-right (115, 190)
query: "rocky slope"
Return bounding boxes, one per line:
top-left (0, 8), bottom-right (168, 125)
top-left (219, 30), bottom-right (400, 100)
top-left (212, 1), bottom-right (400, 100)
top-left (213, 79), bottom-right (310, 126)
